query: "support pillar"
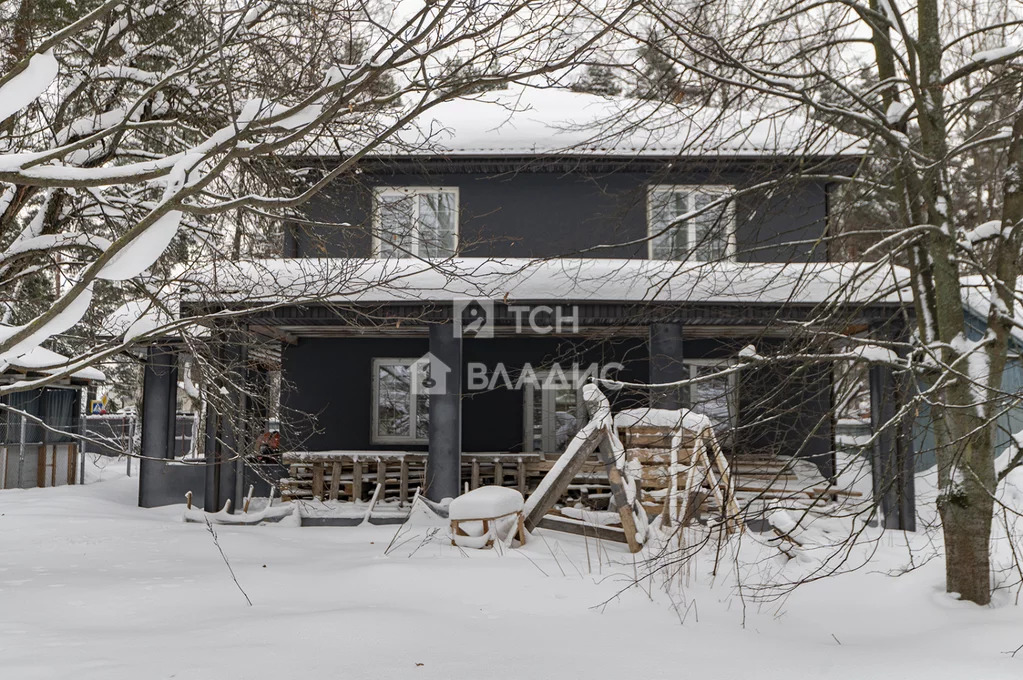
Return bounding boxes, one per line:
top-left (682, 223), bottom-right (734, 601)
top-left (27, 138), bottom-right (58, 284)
top-left (203, 400), bottom-right (220, 512)
top-left (139, 345), bottom-right (178, 508)
top-left (869, 355), bottom-right (916, 531)
top-left (203, 342), bottom-right (244, 513)
top-left (649, 323), bottom-right (685, 409)
top-left (426, 322), bottom-right (462, 502)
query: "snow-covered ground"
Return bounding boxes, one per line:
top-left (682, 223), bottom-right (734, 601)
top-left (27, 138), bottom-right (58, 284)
top-left (1, 456), bottom-right (1022, 679)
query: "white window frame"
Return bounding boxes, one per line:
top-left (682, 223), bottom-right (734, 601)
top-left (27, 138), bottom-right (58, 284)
top-left (646, 185), bottom-right (736, 261)
top-left (682, 358), bottom-right (739, 431)
top-left (370, 357), bottom-right (430, 445)
top-left (522, 371), bottom-right (586, 454)
top-left (372, 186), bottom-right (459, 258)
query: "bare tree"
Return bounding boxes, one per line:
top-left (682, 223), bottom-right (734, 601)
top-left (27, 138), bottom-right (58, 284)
top-left (590, 0), bottom-right (1023, 605)
top-left (0, 0), bottom-right (632, 391)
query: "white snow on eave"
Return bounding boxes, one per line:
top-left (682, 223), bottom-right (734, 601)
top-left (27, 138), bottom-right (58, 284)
top-left (3, 345), bottom-right (104, 382)
top-left (183, 257), bottom-right (910, 307)
top-left (960, 275), bottom-right (1023, 345)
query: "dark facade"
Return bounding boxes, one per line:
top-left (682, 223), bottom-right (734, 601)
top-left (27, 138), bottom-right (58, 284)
top-left (138, 149), bottom-right (915, 531)
top-left (285, 158), bottom-right (831, 263)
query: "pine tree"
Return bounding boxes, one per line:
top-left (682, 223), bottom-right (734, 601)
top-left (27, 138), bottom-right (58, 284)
top-left (571, 65), bottom-right (622, 97)
top-left (631, 31), bottom-right (684, 101)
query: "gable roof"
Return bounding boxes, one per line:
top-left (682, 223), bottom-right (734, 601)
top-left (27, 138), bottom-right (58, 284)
top-left (297, 86), bottom-right (863, 160)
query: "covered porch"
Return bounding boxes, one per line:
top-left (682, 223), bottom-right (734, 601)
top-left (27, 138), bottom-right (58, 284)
top-left (141, 258), bottom-right (916, 530)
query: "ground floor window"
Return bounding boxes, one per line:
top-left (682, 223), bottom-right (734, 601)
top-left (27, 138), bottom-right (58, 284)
top-left (523, 374), bottom-right (585, 454)
top-left (683, 359), bottom-right (739, 434)
top-left (371, 358), bottom-right (430, 444)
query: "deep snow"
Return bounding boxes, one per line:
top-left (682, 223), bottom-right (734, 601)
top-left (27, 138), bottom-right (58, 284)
top-left (1, 456), bottom-right (1021, 680)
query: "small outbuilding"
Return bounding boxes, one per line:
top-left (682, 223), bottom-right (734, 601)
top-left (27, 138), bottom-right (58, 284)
top-left (0, 346), bottom-right (104, 489)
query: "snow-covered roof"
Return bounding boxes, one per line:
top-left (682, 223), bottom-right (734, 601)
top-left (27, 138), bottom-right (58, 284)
top-left (173, 257), bottom-right (909, 308)
top-left (2, 345), bottom-right (104, 383)
top-left (104, 298), bottom-right (175, 342)
top-left (961, 275), bottom-right (1023, 345)
top-left (300, 86), bottom-right (862, 159)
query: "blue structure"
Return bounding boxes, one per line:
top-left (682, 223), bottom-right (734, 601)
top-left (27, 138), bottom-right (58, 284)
top-left (913, 287), bottom-right (1023, 471)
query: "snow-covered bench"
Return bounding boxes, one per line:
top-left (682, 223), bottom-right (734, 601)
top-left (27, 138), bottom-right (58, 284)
top-left (449, 486), bottom-right (527, 549)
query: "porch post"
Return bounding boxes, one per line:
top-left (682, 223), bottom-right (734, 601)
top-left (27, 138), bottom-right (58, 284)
top-left (427, 321), bottom-right (462, 502)
top-left (203, 399), bottom-right (220, 512)
top-left (649, 322), bottom-right (685, 409)
top-left (139, 344), bottom-right (178, 508)
top-left (868, 342), bottom-right (916, 531)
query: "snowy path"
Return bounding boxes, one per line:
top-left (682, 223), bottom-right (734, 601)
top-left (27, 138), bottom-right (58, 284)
top-left (1, 462), bottom-right (1021, 679)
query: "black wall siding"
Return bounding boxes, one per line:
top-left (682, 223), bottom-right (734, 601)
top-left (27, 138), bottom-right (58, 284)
top-left (286, 166), bottom-right (829, 263)
top-left (280, 334), bottom-right (833, 475)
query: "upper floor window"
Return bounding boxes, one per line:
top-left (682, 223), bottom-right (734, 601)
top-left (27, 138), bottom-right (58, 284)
top-left (647, 185), bottom-right (734, 261)
top-left (373, 187), bottom-right (458, 258)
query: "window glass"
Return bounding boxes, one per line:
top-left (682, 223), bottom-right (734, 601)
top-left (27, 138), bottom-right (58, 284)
top-left (376, 362), bottom-right (412, 438)
top-left (418, 192), bottom-right (457, 257)
top-left (649, 189), bottom-right (688, 260)
top-left (692, 192), bottom-right (728, 261)
top-left (649, 186), bottom-right (731, 261)
top-left (689, 364), bottom-right (732, 430)
top-left (414, 361), bottom-right (431, 440)
top-left (551, 386), bottom-right (580, 452)
top-left (376, 193), bottom-right (416, 258)
top-left (524, 376), bottom-right (582, 454)
top-left (375, 188), bottom-right (457, 258)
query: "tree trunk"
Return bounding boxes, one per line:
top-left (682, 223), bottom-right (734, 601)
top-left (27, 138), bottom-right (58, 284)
top-left (935, 408), bottom-right (995, 605)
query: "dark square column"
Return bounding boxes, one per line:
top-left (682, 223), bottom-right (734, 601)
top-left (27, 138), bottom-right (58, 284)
top-left (868, 339), bottom-right (916, 531)
top-left (427, 322), bottom-right (462, 502)
top-left (649, 322), bottom-right (685, 409)
top-left (139, 344), bottom-right (178, 508)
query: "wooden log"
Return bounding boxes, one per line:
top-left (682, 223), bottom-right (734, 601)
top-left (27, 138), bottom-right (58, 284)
top-left (399, 458), bottom-right (409, 506)
top-left (67, 444), bottom-right (77, 485)
top-left (594, 431), bottom-right (642, 554)
top-left (523, 425), bottom-right (605, 532)
top-left (811, 487), bottom-right (864, 498)
top-left (353, 460), bottom-right (363, 501)
top-left (312, 464), bottom-right (325, 500)
top-left (536, 515), bottom-right (627, 544)
top-left (328, 462), bottom-right (341, 501)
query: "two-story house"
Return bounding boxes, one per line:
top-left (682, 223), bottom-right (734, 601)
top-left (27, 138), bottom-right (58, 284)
top-left (134, 87), bottom-right (915, 530)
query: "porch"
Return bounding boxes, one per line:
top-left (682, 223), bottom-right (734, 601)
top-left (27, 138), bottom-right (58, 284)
top-left (140, 258), bottom-right (914, 530)
top-left (275, 444), bottom-right (848, 532)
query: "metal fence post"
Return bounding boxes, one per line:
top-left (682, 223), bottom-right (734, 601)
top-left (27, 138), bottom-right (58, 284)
top-left (78, 395), bottom-right (87, 484)
top-left (17, 414), bottom-right (27, 488)
top-left (127, 414), bottom-right (137, 477)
